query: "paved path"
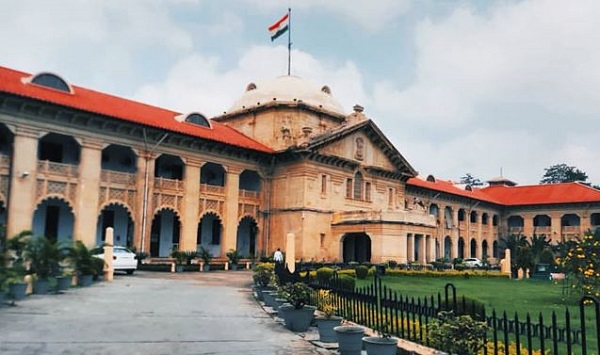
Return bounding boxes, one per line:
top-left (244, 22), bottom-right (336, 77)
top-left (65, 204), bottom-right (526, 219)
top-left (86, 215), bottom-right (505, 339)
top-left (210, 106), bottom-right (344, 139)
top-left (0, 271), bottom-right (335, 355)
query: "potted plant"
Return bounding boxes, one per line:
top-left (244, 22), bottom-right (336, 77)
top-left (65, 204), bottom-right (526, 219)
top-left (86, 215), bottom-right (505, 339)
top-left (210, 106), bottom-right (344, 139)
top-left (198, 246), bottom-right (213, 272)
top-left (24, 236), bottom-right (65, 294)
top-left (362, 322), bottom-right (398, 355)
top-left (277, 282), bottom-right (316, 332)
top-left (69, 241), bottom-right (99, 286)
top-left (170, 250), bottom-right (186, 272)
top-left (334, 323), bottom-right (365, 355)
top-left (252, 263), bottom-right (274, 301)
top-left (226, 249), bottom-right (241, 270)
top-left (5, 230), bottom-right (31, 300)
top-left (315, 289), bottom-right (342, 342)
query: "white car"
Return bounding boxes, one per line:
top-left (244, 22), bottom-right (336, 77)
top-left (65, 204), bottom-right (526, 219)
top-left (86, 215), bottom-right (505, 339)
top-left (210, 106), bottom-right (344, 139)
top-left (92, 246), bottom-right (137, 275)
top-left (463, 258), bottom-right (483, 268)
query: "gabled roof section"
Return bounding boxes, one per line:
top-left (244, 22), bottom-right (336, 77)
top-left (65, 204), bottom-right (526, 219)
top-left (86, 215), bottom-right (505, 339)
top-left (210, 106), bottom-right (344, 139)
top-left (481, 182), bottom-right (600, 206)
top-left (407, 176), bottom-right (503, 204)
top-left (296, 120), bottom-right (417, 177)
top-left (0, 66), bottom-right (273, 153)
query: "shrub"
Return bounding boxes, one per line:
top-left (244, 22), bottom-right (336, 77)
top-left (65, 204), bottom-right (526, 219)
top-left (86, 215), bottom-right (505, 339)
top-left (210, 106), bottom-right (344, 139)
top-left (280, 282), bottom-right (313, 309)
top-left (355, 265), bottom-right (369, 279)
top-left (387, 260), bottom-right (398, 269)
top-left (428, 311), bottom-right (487, 355)
top-left (253, 263), bottom-right (274, 287)
top-left (337, 274), bottom-right (356, 291)
top-left (316, 267), bottom-right (334, 284)
top-left (455, 264), bottom-right (467, 271)
top-left (348, 261), bottom-right (359, 269)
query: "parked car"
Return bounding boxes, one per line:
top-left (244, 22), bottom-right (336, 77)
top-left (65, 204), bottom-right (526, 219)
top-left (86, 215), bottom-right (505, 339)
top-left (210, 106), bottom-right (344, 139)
top-left (91, 246), bottom-right (137, 274)
top-left (463, 258), bottom-right (483, 268)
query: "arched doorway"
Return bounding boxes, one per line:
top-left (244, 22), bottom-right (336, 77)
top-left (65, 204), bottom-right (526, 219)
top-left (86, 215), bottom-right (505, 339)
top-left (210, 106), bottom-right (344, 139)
top-left (482, 240), bottom-right (489, 258)
top-left (150, 209), bottom-right (181, 257)
top-left (236, 216), bottom-right (258, 257)
top-left (32, 197), bottom-right (74, 244)
top-left (458, 237), bottom-right (465, 259)
top-left (196, 212), bottom-right (222, 257)
top-left (96, 203), bottom-right (134, 247)
top-left (341, 233), bottom-right (371, 263)
top-left (470, 238), bottom-right (477, 258)
top-left (444, 236), bottom-right (452, 259)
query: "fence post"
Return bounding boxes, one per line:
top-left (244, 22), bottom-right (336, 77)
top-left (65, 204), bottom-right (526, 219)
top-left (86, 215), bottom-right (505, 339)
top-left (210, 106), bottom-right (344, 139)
top-left (579, 295), bottom-right (600, 355)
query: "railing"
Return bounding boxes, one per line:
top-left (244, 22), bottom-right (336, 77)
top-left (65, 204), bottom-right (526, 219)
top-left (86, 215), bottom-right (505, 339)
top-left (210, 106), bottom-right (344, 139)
top-left (534, 226), bottom-right (552, 234)
top-left (332, 210), bottom-right (436, 226)
top-left (200, 183), bottom-right (225, 195)
top-left (0, 154), bottom-right (9, 169)
top-left (239, 189), bottom-right (259, 199)
top-left (37, 160), bottom-right (79, 178)
top-left (294, 271), bottom-right (599, 355)
top-left (100, 170), bottom-right (136, 185)
top-left (562, 226), bottom-right (581, 234)
top-left (154, 177), bottom-right (185, 191)
top-left (508, 227), bottom-right (524, 235)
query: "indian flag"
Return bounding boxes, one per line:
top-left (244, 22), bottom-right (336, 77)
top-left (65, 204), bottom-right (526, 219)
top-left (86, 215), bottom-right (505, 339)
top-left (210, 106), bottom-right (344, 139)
top-left (268, 13), bottom-right (289, 42)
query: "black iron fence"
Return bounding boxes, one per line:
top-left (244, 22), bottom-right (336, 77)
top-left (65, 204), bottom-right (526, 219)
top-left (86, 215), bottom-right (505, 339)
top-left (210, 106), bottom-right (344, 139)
top-left (303, 273), bottom-right (599, 355)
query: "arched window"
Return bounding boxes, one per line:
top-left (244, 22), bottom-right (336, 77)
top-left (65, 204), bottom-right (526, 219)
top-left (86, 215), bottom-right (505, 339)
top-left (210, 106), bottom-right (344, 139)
top-left (30, 73), bottom-right (72, 93)
top-left (184, 113), bottom-right (211, 128)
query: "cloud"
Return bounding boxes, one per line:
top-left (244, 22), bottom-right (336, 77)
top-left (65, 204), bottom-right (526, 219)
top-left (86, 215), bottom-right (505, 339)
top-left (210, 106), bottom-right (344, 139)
top-left (370, 0), bottom-right (600, 184)
top-left (133, 46), bottom-right (369, 117)
top-left (244, 0), bottom-right (412, 32)
top-left (0, 0), bottom-right (194, 92)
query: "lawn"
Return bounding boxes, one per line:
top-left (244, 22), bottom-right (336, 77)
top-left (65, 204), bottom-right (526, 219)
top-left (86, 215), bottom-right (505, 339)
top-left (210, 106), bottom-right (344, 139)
top-left (353, 275), bottom-right (598, 353)
top-left (356, 275), bottom-right (578, 320)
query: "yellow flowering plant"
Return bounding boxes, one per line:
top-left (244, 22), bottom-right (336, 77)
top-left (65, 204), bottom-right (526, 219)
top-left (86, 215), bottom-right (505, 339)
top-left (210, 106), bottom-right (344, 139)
top-left (561, 229), bottom-right (600, 298)
top-left (317, 289), bottom-right (337, 318)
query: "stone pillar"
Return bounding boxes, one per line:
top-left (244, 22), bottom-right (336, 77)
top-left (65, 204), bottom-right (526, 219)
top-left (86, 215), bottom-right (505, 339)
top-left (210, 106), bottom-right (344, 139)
top-left (523, 213), bottom-right (534, 238)
top-left (73, 139), bottom-right (102, 247)
top-left (501, 248), bottom-right (512, 277)
top-left (418, 235), bottom-right (426, 264)
top-left (104, 227), bottom-right (114, 281)
top-left (452, 236), bottom-right (459, 260)
top-left (134, 152), bottom-right (155, 253)
top-left (550, 214), bottom-right (562, 243)
top-left (180, 159), bottom-right (201, 251)
top-left (286, 232), bottom-right (295, 273)
top-left (222, 168), bottom-right (240, 256)
top-left (407, 233), bottom-right (414, 262)
top-left (398, 232), bottom-right (408, 264)
top-left (6, 127), bottom-right (38, 238)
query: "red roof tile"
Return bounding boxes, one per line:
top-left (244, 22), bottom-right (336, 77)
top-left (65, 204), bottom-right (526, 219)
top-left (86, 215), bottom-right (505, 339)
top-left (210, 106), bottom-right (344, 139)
top-left (407, 177), bottom-right (503, 204)
top-left (480, 182), bottom-right (600, 206)
top-left (0, 66), bottom-right (273, 153)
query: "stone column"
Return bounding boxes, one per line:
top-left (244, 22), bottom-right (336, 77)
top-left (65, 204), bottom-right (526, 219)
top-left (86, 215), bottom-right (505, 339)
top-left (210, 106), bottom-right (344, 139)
top-left (6, 127), bottom-right (38, 238)
top-left (73, 139), bottom-right (102, 247)
top-left (398, 232), bottom-right (408, 264)
top-left (550, 214), bottom-right (562, 243)
top-left (406, 233), bottom-right (414, 262)
top-left (286, 232), bottom-right (296, 273)
top-left (222, 167), bottom-right (240, 256)
top-left (180, 158), bottom-right (201, 251)
top-left (104, 227), bottom-right (114, 281)
top-left (134, 151), bottom-right (155, 253)
top-left (418, 235), bottom-right (426, 264)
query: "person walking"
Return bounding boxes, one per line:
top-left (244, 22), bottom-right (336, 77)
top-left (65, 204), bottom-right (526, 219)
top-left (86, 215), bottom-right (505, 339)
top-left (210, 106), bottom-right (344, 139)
top-left (273, 248), bottom-right (284, 263)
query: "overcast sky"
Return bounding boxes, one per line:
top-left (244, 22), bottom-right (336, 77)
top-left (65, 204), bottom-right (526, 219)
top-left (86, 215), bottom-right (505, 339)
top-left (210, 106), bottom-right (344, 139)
top-left (2, 0), bottom-right (599, 186)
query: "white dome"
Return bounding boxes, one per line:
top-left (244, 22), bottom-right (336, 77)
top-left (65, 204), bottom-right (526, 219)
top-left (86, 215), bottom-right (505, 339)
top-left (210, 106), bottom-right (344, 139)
top-left (228, 75), bottom-right (345, 115)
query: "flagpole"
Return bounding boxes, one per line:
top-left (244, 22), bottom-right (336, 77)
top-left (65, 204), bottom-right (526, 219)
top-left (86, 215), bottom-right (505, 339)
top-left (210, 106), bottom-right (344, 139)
top-left (287, 7), bottom-right (292, 76)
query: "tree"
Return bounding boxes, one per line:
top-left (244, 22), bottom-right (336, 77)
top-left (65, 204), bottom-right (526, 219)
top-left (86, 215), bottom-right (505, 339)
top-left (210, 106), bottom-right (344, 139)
top-left (540, 163), bottom-right (588, 184)
top-left (499, 234), bottom-right (528, 278)
top-left (561, 229), bottom-right (600, 298)
top-left (460, 173), bottom-right (483, 186)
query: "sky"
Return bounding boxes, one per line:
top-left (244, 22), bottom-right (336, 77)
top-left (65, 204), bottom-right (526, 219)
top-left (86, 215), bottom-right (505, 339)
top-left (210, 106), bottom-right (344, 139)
top-left (2, 0), bottom-right (599, 186)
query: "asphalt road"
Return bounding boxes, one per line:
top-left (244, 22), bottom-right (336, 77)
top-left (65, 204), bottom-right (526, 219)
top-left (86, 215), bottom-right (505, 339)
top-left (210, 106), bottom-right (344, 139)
top-left (0, 270), bottom-right (335, 355)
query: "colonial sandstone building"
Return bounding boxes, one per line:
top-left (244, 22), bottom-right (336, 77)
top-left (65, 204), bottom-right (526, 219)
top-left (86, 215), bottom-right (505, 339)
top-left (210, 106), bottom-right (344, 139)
top-left (1, 66), bottom-right (599, 264)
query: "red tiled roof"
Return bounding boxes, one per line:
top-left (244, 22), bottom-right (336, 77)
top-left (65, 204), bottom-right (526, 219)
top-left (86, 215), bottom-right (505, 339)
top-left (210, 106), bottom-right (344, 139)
top-left (407, 177), bottom-right (503, 204)
top-left (0, 66), bottom-right (273, 153)
top-left (480, 182), bottom-right (600, 206)
top-left (408, 176), bottom-right (600, 206)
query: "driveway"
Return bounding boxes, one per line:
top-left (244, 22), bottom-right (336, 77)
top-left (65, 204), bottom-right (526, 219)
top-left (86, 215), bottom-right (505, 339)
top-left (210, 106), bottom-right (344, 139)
top-left (0, 271), bottom-right (334, 355)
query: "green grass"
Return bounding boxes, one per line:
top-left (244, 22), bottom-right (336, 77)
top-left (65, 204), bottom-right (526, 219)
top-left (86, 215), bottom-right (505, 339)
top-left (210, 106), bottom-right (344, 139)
top-left (355, 275), bottom-right (598, 353)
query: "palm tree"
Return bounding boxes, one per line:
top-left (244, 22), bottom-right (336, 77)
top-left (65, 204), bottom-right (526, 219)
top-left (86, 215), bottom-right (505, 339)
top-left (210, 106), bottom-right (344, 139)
top-left (529, 234), bottom-right (551, 268)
